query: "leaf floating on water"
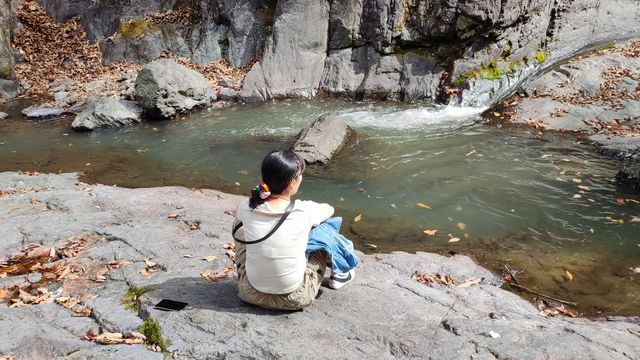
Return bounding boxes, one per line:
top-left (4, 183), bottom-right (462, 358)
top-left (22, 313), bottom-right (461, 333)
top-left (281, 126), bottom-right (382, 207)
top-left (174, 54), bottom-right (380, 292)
top-left (627, 199), bottom-right (640, 204)
top-left (630, 267), bottom-right (640, 274)
top-left (573, 194), bottom-right (582, 199)
top-left (455, 205), bottom-right (463, 211)
top-left (605, 216), bottom-right (625, 225)
top-left (417, 202), bottom-right (431, 209)
top-left (357, 188), bottom-right (366, 193)
top-left (577, 185), bottom-right (590, 191)
top-left (466, 149), bottom-right (477, 156)
top-left (563, 270), bottom-right (574, 281)
top-left (364, 243), bottom-right (377, 250)
top-left (615, 198), bottom-right (625, 205)
top-left (572, 178), bottom-right (582, 183)
top-left (448, 237), bottom-right (460, 243)
top-left (541, 154), bottom-right (552, 159)
top-left (631, 217), bottom-right (640, 223)
top-left (354, 214), bottom-right (362, 222)
top-left (456, 222), bottom-right (466, 230)
top-left (423, 229), bottom-right (438, 236)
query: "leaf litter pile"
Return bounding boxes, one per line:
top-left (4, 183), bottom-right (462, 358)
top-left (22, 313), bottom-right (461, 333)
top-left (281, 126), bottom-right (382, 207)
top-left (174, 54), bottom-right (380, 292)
top-left (496, 40), bottom-right (640, 136)
top-left (12, 0), bottom-right (251, 101)
top-left (411, 271), bottom-right (483, 288)
top-left (0, 233), bottom-right (130, 315)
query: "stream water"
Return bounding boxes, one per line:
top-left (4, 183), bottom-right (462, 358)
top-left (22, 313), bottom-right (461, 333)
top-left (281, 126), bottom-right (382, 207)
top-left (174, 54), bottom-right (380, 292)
top-left (1, 98), bottom-right (638, 316)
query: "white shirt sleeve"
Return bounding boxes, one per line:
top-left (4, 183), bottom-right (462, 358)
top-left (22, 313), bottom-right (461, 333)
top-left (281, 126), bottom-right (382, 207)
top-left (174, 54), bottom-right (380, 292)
top-left (297, 200), bottom-right (332, 227)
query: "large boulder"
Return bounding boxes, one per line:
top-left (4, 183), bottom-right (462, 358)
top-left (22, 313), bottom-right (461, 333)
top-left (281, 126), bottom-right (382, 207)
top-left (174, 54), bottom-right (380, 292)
top-left (71, 97), bottom-right (142, 131)
top-left (292, 115), bottom-right (353, 164)
top-left (134, 59), bottom-right (216, 119)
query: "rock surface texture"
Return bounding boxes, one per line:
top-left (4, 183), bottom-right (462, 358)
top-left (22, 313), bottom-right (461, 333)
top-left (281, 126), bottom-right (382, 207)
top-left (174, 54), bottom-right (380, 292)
top-left (292, 115), bottom-right (352, 164)
top-left (503, 40), bottom-right (640, 188)
top-left (134, 59), bottom-right (216, 119)
top-left (71, 97), bottom-right (142, 130)
top-left (0, 172), bottom-right (639, 359)
top-left (17, 0), bottom-right (637, 106)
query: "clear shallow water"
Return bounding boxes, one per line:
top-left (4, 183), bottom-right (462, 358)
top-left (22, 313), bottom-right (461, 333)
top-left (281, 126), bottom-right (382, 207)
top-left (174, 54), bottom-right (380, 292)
top-left (1, 98), bottom-right (639, 315)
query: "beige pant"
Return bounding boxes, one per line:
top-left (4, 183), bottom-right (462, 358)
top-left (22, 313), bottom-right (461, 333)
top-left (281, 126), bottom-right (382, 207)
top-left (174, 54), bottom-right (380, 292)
top-left (235, 241), bottom-right (328, 311)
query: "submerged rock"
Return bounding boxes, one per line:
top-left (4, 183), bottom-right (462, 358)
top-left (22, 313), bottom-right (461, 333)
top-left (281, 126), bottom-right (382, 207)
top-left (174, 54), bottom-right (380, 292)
top-left (616, 156), bottom-right (640, 190)
top-left (134, 59), bottom-right (216, 119)
top-left (71, 97), bottom-right (142, 131)
top-left (292, 115), bottom-right (352, 164)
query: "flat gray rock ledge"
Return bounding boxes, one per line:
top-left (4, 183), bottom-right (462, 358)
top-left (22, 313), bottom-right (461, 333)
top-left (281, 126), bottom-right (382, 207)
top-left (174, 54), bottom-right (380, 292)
top-left (71, 97), bottom-right (142, 131)
top-left (0, 172), bottom-right (638, 359)
top-left (292, 115), bottom-right (353, 164)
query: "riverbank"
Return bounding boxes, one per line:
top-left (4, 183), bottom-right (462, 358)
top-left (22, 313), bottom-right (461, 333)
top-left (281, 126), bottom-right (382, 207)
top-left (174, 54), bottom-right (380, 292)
top-left (1, 171), bottom-right (638, 359)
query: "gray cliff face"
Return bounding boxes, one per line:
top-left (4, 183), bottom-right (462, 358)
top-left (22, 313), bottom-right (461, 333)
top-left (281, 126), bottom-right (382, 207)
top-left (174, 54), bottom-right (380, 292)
top-left (0, 0), bottom-right (19, 103)
top-left (7, 0), bottom-right (640, 106)
top-left (36, 0), bottom-right (266, 67)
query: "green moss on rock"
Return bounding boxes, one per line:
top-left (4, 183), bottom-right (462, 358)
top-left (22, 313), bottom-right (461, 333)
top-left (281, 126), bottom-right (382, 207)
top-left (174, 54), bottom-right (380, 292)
top-left (140, 317), bottom-right (170, 352)
top-left (120, 18), bottom-right (149, 39)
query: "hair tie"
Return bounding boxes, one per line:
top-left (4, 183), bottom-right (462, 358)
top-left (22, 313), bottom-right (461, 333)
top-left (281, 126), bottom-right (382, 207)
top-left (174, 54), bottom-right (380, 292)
top-left (255, 181), bottom-right (271, 199)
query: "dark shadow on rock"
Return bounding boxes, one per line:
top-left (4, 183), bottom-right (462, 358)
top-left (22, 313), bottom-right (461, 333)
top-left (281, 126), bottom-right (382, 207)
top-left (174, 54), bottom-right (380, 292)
top-left (150, 276), bottom-right (296, 316)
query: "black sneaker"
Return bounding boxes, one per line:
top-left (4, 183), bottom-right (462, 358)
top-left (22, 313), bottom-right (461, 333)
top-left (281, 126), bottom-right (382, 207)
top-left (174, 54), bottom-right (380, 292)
top-left (328, 269), bottom-right (355, 289)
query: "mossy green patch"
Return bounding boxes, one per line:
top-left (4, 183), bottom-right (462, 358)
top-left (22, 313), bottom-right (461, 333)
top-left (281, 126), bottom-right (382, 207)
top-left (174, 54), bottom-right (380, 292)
top-left (121, 286), bottom-right (153, 312)
top-left (534, 51), bottom-right (549, 65)
top-left (140, 317), bottom-right (170, 353)
top-left (0, 65), bottom-right (12, 79)
top-left (120, 18), bottom-right (149, 39)
top-left (455, 61), bottom-right (505, 85)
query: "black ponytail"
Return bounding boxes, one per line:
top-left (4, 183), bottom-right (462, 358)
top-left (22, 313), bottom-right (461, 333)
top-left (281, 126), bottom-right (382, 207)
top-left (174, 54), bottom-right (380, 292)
top-left (249, 150), bottom-right (306, 209)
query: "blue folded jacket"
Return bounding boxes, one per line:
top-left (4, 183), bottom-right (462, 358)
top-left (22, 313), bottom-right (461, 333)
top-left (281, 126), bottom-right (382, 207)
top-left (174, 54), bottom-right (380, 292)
top-left (306, 217), bottom-right (359, 273)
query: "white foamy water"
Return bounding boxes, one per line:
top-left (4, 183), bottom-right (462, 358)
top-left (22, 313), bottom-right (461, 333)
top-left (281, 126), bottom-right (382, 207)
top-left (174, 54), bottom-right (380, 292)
top-left (339, 105), bottom-right (487, 130)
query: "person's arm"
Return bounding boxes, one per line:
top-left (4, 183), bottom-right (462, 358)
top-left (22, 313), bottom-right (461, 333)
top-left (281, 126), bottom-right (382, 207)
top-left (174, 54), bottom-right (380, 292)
top-left (315, 203), bottom-right (334, 224)
top-left (300, 200), bottom-right (334, 226)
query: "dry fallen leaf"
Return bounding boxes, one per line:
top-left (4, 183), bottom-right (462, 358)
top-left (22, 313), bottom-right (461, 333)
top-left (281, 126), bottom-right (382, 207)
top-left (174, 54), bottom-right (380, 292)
top-left (564, 270), bottom-right (574, 281)
top-left (364, 243), bottom-right (377, 250)
top-left (201, 256), bottom-right (218, 262)
top-left (167, 213), bottom-right (178, 219)
top-left (457, 278), bottom-right (482, 288)
top-left (417, 202), bottom-right (431, 209)
top-left (143, 258), bottom-right (156, 268)
top-left (456, 222), bottom-right (466, 230)
top-left (423, 229), bottom-right (438, 236)
top-left (354, 214), bottom-right (362, 222)
top-left (616, 198), bottom-right (625, 205)
top-left (448, 237), bottom-right (460, 243)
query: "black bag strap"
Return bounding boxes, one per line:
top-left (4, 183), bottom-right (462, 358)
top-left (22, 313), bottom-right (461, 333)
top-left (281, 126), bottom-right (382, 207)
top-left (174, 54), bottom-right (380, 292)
top-left (233, 201), bottom-right (295, 244)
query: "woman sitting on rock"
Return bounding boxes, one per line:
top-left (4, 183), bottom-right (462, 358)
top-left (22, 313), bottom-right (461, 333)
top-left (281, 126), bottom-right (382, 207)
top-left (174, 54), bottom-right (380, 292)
top-left (233, 150), bottom-right (358, 310)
